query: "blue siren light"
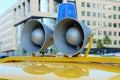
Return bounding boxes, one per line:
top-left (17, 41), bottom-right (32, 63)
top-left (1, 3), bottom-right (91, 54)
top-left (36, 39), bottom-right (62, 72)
top-left (57, 3), bottom-right (77, 22)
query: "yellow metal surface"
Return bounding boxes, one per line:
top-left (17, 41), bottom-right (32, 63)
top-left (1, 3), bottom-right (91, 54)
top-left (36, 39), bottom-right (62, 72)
top-left (0, 62), bottom-right (119, 80)
top-left (0, 56), bottom-right (120, 64)
top-left (83, 34), bottom-right (93, 57)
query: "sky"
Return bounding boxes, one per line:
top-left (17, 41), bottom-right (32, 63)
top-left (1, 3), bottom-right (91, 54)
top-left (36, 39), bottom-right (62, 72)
top-left (0, 0), bottom-right (18, 15)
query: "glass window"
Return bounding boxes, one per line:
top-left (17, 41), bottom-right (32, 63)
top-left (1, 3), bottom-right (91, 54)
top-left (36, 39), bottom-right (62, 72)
top-left (98, 13), bottom-right (102, 18)
top-left (81, 20), bottom-right (85, 23)
top-left (28, 0), bottom-right (30, 12)
top-left (118, 7), bottom-right (120, 11)
top-left (87, 20), bottom-right (90, 25)
top-left (114, 40), bottom-right (117, 45)
top-left (103, 22), bottom-right (107, 27)
top-left (81, 11), bottom-right (85, 16)
top-left (98, 30), bottom-right (102, 35)
top-left (113, 14), bottom-right (117, 19)
top-left (87, 12), bottom-right (91, 16)
top-left (108, 22), bottom-right (112, 27)
top-left (41, 0), bottom-right (49, 12)
top-left (87, 3), bottom-right (90, 7)
top-left (119, 32), bottom-right (120, 36)
top-left (114, 32), bottom-right (117, 36)
top-left (104, 31), bottom-right (107, 35)
top-left (103, 5), bottom-right (105, 9)
top-left (23, 3), bottom-right (25, 16)
top-left (109, 31), bottom-right (112, 36)
top-left (98, 21), bottom-right (102, 27)
top-left (118, 15), bottom-right (120, 19)
top-left (38, 0), bottom-right (41, 11)
top-left (93, 39), bottom-right (96, 43)
top-left (113, 23), bottom-right (117, 27)
top-left (103, 13), bottom-right (107, 18)
top-left (119, 23), bottom-right (120, 28)
top-left (40, 18), bottom-right (56, 30)
top-left (81, 2), bottom-right (85, 7)
top-left (119, 41), bottom-right (120, 45)
top-left (53, 0), bottom-right (62, 13)
top-left (93, 21), bottom-right (96, 26)
top-left (113, 6), bottom-right (116, 10)
top-left (18, 6), bottom-right (21, 18)
top-left (92, 4), bottom-right (96, 8)
top-left (108, 14), bottom-right (112, 19)
top-left (92, 12), bottom-right (96, 17)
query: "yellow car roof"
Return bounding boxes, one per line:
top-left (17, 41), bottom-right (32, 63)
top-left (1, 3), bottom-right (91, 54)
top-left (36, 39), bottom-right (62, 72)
top-left (0, 62), bottom-right (120, 80)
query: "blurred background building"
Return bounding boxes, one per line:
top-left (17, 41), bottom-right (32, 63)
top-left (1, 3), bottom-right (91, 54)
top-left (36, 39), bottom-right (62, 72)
top-left (0, 0), bottom-right (120, 55)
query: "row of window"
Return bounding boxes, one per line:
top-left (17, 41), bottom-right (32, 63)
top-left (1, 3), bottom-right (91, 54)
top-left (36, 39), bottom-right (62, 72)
top-left (94, 30), bottom-right (120, 37)
top-left (81, 20), bottom-right (120, 28)
top-left (81, 2), bottom-right (120, 11)
top-left (14, 0), bottom-right (62, 19)
top-left (81, 11), bottom-right (120, 19)
top-left (14, 0), bottom-right (30, 18)
top-left (93, 39), bottom-right (120, 45)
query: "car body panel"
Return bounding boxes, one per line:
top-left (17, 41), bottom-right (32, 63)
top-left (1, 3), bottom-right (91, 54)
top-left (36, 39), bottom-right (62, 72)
top-left (0, 62), bottom-right (120, 80)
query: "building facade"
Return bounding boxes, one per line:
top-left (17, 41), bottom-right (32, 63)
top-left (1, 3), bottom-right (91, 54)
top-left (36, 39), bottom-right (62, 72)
top-left (0, 0), bottom-right (120, 54)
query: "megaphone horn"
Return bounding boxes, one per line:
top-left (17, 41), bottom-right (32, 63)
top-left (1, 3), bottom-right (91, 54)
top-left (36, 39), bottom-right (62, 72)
top-left (21, 19), bottom-right (53, 53)
top-left (54, 18), bottom-right (91, 56)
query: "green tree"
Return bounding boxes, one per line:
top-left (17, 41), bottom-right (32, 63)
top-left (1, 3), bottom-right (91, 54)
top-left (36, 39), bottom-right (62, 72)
top-left (103, 35), bottom-right (111, 47)
top-left (97, 39), bottom-right (104, 48)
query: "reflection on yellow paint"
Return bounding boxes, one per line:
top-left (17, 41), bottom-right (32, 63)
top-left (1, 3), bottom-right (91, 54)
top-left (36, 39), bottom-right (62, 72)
top-left (22, 62), bottom-right (120, 79)
top-left (23, 63), bottom-right (89, 78)
top-left (109, 74), bottom-right (120, 80)
top-left (23, 64), bottom-right (53, 75)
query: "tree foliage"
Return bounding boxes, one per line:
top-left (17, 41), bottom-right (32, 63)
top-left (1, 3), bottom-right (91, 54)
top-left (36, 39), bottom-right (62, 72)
top-left (103, 35), bottom-right (111, 44)
top-left (97, 40), bottom-right (104, 48)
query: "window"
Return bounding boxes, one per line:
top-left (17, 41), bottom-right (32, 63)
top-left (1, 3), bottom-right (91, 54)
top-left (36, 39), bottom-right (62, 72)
top-left (104, 31), bottom-right (107, 35)
top-left (93, 39), bottom-right (96, 43)
top-left (119, 41), bottom-right (120, 45)
top-left (98, 30), bottom-right (102, 35)
top-left (118, 15), bottom-right (120, 19)
top-left (98, 13), bottom-right (102, 18)
top-left (92, 12), bottom-right (96, 17)
top-left (103, 22), bottom-right (107, 27)
top-left (98, 21), bottom-right (102, 27)
top-left (87, 3), bottom-right (90, 7)
top-left (81, 2), bottom-right (85, 7)
top-left (93, 21), bottom-right (96, 26)
top-left (87, 20), bottom-right (90, 25)
top-left (81, 11), bottom-right (85, 16)
top-left (81, 20), bottom-right (85, 23)
top-left (108, 14), bottom-right (112, 19)
top-left (103, 13), bottom-right (107, 18)
top-left (18, 6), bottom-right (21, 18)
top-left (38, 0), bottom-right (41, 11)
top-left (103, 5), bottom-right (105, 9)
top-left (113, 23), bottom-right (117, 27)
top-left (113, 14), bottom-right (117, 19)
top-left (118, 7), bottom-right (120, 11)
top-left (119, 32), bottom-right (120, 36)
top-left (113, 6), bottom-right (116, 10)
top-left (114, 40), bottom-right (117, 45)
top-left (109, 31), bottom-right (112, 36)
top-left (41, 0), bottom-right (49, 12)
top-left (87, 12), bottom-right (91, 16)
top-left (53, 0), bottom-right (62, 13)
top-left (23, 3), bottom-right (25, 16)
top-left (114, 32), bottom-right (117, 36)
top-left (119, 23), bottom-right (120, 28)
top-left (108, 22), bottom-right (112, 27)
top-left (92, 4), bottom-right (96, 8)
top-left (28, 0), bottom-right (30, 12)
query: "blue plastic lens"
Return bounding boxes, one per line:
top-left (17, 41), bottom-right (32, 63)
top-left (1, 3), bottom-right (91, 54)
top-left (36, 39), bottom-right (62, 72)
top-left (57, 3), bottom-right (77, 22)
